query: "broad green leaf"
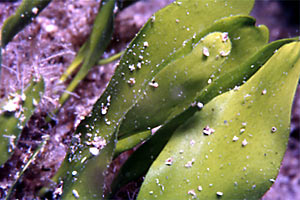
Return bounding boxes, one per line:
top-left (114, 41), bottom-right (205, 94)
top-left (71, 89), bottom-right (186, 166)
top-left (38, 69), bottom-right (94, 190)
top-left (138, 42), bottom-right (300, 199)
top-left (117, 16), bottom-right (269, 140)
top-left (59, 0), bottom-right (115, 106)
top-left (59, 1), bottom-right (255, 199)
top-left (1, 0), bottom-right (52, 48)
top-left (110, 37), bottom-right (298, 196)
top-left (0, 78), bottom-right (44, 166)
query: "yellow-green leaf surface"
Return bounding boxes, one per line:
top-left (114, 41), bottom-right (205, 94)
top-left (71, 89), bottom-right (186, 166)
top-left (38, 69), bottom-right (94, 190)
top-left (0, 78), bottom-right (44, 166)
top-left (59, 0), bottom-right (115, 106)
top-left (114, 37), bottom-right (297, 158)
top-left (1, 0), bottom-right (51, 48)
top-left (109, 37), bottom-right (297, 196)
top-left (117, 16), bottom-right (268, 140)
top-left (59, 1), bottom-right (255, 199)
top-left (138, 42), bottom-right (300, 199)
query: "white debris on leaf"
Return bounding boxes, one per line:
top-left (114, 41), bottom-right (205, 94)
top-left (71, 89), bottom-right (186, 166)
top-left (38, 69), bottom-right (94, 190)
top-left (127, 78), bottom-right (136, 86)
top-left (242, 139), bottom-right (248, 147)
top-left (165, 157), bottom-right (173, 166)
top-left (185, 158), bottom-right (195, 168)
top-left (149, 81), bottom-right (159, 88)
top-left (129, 64), bottom-right (135, 72)
top-left (271, 126), bottom-right (277, 133)
top-left (220, 50), bottom-right (230, 57)
top-left (221, 32), bottom-right (229, 42)
top-left (232, 135), bottom-right (239, 142)
top-left (203, 125), bottom-right (215, 136)
top-left (143, 41), bottom-right (149, 47)
top-left (198, 185), bottom-right (203, 191)
top-left (203, 47), bottom-right (210, 57)
top-left (188, 189), bottom-right (196, 197)
top-left (2, 94), bottom-right (23, 112)
top-left (197, 102), bottom-right (204, 110)
top-left (216, 191), bottom-right (223, 196)
top-left (269, 178), bottom-right (275, 183)
top-left (89, 147), bottom-right (100, 156)
top-left (207, 78), bottom-right (212, 84)
top-left (101, 105), bottom-right (108, 115)
top-left (233, 86), bottom-right (240, 91)
top-left (72, 189), bottom-right (80, 199)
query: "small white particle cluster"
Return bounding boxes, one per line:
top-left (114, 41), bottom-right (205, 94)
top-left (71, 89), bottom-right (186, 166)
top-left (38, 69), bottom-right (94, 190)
top-left (203, 125), bottom-right (215, 136)
top-left (2, 93), bottom-right (23, 113)
top-left (222, 32), bottom-right (229, 42)
top-left (185, 158), bottom-right (195, 168)
top-left (188, 189), bottom-right (196, 197)
top-left (86, 136), bottom-right (107, 156)
top-left (127, 78), bottom-right (136, 86)
top-left (149, 81), bottom-right (159, 88)
top-left (101, 105), bottom-right (108, 115)
top-left (203, 47), bottom-right (210, 57)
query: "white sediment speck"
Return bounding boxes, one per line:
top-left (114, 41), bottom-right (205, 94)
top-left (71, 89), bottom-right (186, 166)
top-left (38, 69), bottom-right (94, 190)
top-left (137, 62), bottom-right (142, 69)
top-left (127, 78), bottom-right (136, 86)
top-left (188, 189), bottom-right (196, 197)
top-left (220, 50), bottom-right (230, 57)
top-left (203, 125), bottom-right (215, 136)
top-left (242, 139), bottom-right (248, 147)
top-left (232, 136), bottom-right (239, 141)
top-left (143, 41), bottom-right (149, 47)
top-left (198, 186), bottom-right (203, 191)
top-left (261, 89), bottom-right (267, 95)
top-left (197, 102), bottom-right (204, 109)
top-left (89, 147), bottom-right (100, 156)
top-left (222, 32), bottom-right (229, 42)
top-left (271, 126), bottom-right (277, 133)
top-left (203, 47), bottom-right (210, 57)
top-left (72, 189), bottom-right (80, 199)
top-left (216, 191), bottom-right (223, 196)
top-left (149, 81), bottom-right (159, 88)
